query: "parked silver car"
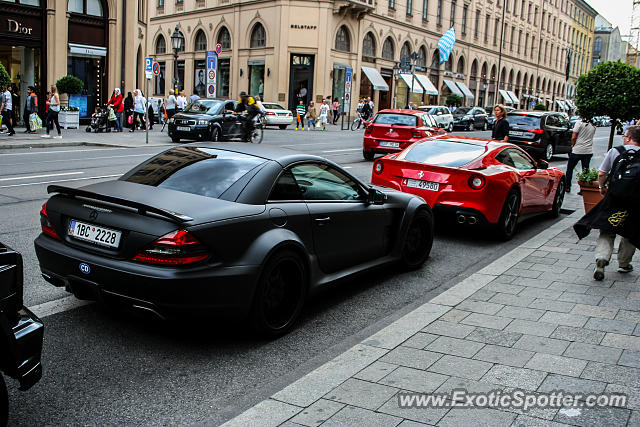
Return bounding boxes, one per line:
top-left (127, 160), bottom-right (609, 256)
top-left (416, 105), bottom-right (454, 132)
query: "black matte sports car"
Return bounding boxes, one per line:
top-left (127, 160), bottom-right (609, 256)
top-left (34, 144), bottom-right (433, 336)
top-left (167, 99), bottom-right (237, 143)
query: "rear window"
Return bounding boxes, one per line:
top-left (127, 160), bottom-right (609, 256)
top-left (263, 103), bottom-right (285, 110)
top-left (509, 115), bottom-right (541, 129)
top-left (374, 113), bottom-right (418, 126)
top-left (122, 147), bottom-right (266, 198)
top-left (403, 140), bottom-right (486, 167)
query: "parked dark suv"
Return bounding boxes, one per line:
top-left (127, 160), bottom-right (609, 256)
top-left (1, 242), bottom-right (44, 426)
top-left (507, 111), bottom-right (572, 160)
top-left (167, 99), bottom-right (237, 143)
top-left (452, 107), bottom-right (489, 131)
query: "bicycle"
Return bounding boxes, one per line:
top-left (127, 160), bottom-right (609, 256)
top-left (351, 112), bottom-right (372, 131)
top-left (226, 113), bottom-right (264, 143)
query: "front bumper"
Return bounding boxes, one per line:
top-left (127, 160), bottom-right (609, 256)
top-left (3, 307), bottom-right (44, 390)
top-left (167, 124), bottom-right (210, 140)
top-left (34, 235), bottom-right (260, 318)
top-left (264, 116), bottom-right (293, 125)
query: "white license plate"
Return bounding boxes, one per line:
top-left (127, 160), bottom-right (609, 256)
top-left (406, 179), bottom-right (440, 191)
top-left (277, 113), bottom-right (288, 116)
top-left (68, 220), bottom-right (122, 248)
top-left (177, 126), bottom-right (191, 131)
top-left (379, 141), bottom-right (400, 148)
top-left (510, 131), bottom-right (524, 136)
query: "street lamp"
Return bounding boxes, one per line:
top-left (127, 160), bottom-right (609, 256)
top-left (170, 26), bottom-right (184, 96)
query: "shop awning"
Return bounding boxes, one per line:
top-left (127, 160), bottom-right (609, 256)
top-left (565, 99), bottom-right (576, 109)
top-left (68, 43), bottom-right (107, 57)
top-left (556, 100), bottom-right (567, 110)
top-left (506, 90), bottom-right (520, 105)
top-left (399, 73), bottom-right (423, 93)
top-left (414, 74), bottom-right (438, 95)
top-left (361, 66), bottom-right (389, 91)
top-left (443, 80), bottom-right (463, 97)
top-left (499, 90), bottom-right (513, 104)
top-left (456, 82), bottom-right (475, 101)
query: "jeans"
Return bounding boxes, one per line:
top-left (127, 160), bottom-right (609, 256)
top-left (114, 112), bottom-right (123, 131)
top-left (306, 118), bottom-right (315, 128)
top-left (24, 108), bottom-right (33, 132)
top-left (595, 231), bottom-right (636, 267)
top-left (45, 110), bottom-right (61, 135)
top-left (2, 110), bottom-right (14, 134)
top-left (566, 152), bottom-right (593, 190)
top-left (131, 112), bottom-right (145, 130)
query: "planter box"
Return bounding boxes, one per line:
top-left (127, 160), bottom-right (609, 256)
top-left (58, 110), bottom-right (79, 129)
top-left (578, 180), bottom-right (604, 213)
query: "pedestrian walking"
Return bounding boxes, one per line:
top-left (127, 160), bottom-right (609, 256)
top-left (306, 101), bottom-right (317, 130)
top-left (130, 89), bottom-right (146, 132)
top-left (106, 88), bottom-right (124, 132)
top-left (574, 125), bottom-right (640, 280)
top-left (565, 116), bottom-right (596, 193)
top-left (361, 99), bottom-right (372, 121)
top-left (405, 101), bottom-right (414, 110)
top-left (42, 85), bottom-right (61, 139)
top-left (332, 97), bottom-right (340, 125)
top-left (177, 90), bottom-right (187, 111)
top-left (367, 97), bottom-right (374, 114)
top-left (1, 85), bottom-right (15, 136)
top-left (295, 100), bottom-right (306, 130)
top-left (165, 92), bottom-right (177, 119)
top-left (147, 100), bottom-right (155, 130)
top-left (23, 86), bottom-right (38, 134)
top-left (319, 100), bottom-right (330, 131)
top-left (124, 92), bottom-right (134, 128)
top-left (491, 104), bottom-right (509, 142)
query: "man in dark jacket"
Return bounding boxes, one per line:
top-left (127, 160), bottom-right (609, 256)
top-left (574, 125), bottom-right (640, 280)
top-left (23, 86), bottom-right (38, 133)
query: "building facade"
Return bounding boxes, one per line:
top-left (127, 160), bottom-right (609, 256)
top-left (146, 0), bottom-right (580, 115)
top-left (566, 0), bottom-right (596, 99)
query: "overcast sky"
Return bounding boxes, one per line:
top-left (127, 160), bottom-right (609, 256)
top-left (586, 0), bottom-right (635, 41)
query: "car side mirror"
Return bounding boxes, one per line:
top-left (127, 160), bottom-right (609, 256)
top-left (536, 159), bottom-right (549, 169)
top-left (367, 188), bottom-right (386, 205)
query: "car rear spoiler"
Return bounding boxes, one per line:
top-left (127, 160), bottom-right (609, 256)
top-left (47, 185), bottom-right (194, 223)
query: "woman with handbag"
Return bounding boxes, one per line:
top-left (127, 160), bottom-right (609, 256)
top-left (123, 92), bottom-right (134, 128)
top-left (41, 85), bottom-right (61, 139)
top-left (23, 86), bottom-right (38, 134)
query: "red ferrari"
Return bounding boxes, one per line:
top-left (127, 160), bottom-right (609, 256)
top-left (363, 109), bottom-right (446, 160)
top-left (371, 135), bottom-right (566, 239)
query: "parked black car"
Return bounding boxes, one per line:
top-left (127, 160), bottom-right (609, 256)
top-left (452, 107), bottom-right (489, 131)
top-left (506, 111), bottom-right (572, 161)
top-left (34, 144), bottom-right (433, 337)
top-left (1, 242), bottom-right (44, 426)
top-left (167, 99), bottom-right (237, 143)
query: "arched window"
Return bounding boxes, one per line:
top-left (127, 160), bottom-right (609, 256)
top-left (217, 27), bottom-right (231, 49)
top-left (431, 50), bottom-right (440, 70)
top-left (456, 57), bottom-right (465, 75)
top-left (68, 0), bottom-right (103, 16)
top-left (490, 65), bottom-right (497, 81)
top-left (417, 46), bottom-right (427, 67)
top-left (470, 60), bottom-right (478, 78)
top-left (594, 37), bottom-right (602, 53)
top-left (382, 37), bottom-right (395, 60)
top-left (250, 23), bottom-right (266, 48)
top-left (480, 62), bottom-right (487, 79)
top-left (400, 41), bottom-right (411, 60)
top-left (335, 25), bottom-right (351, 52)
top-left (194, 30), bottom-right (207, 51)
top-left (363, 32), bottom-right (376, 58)
top-left (445, 55), bottom-right (453, 72)
top-left (155, 35), bottom-right (166, 54)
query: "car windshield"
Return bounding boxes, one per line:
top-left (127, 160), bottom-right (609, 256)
top-left (509, 115), bottom-right (542, 129)
top-left (455, 107), bottom-right (472, 114)
top-left (263, 103), bottom-right (285, 110)
top-left (403, 139), bottom-right (486, 167)
top-left (374, 113), bottom-right (418, 126)
top-left (183, 100), bottom-right (222, 115)
top-left (121, 147), bottom-right (266, 198)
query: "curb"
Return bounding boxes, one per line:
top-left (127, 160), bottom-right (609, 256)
top-left (0, 141), bottom-right (172, 150)
top-left (221, 198), bottom-right (584, 427)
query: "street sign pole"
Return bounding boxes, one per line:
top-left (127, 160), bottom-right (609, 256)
top-left (144, 56), bottom-right (153, 144)
top-left (145, 77), bottom-right (149, 144)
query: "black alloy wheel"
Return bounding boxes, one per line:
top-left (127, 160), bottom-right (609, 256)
top-left (400, 209), bottom-right (434, 270)
top-left (497, 190), bottom-right (520, 240)
top-left (482, 121), bottom-right (488, 131)
top-left (250, 250), bottom-right (307, 337)
top-left (544, 143), bottom-right (554, 161)
top-left (0, 374), bottom-right (7, 427)
top-left (447, 122), bottom-right (454, 132)
top-left (550, 178), bottom-right (565, 218)
top-left (210, 126), bottom-right (219, 142)
top-left (363, 150), bottom-right (375, 161)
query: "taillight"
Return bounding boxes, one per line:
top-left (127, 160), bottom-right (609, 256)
top-left (468, 174), bottom-right (486, 190)
top-left (527, 128), bottom-right (544, 134)
top-left (40, 202), bottom-right (60, 240)
top-left (132, 230), bottom-right (209, 266)
top-left (411, 130), bottom-right (423, 138)
top-left (364, 124), bottom-right (373, 135)
top-left (287, 112), bottom-right (293, 117)
top-left (373, 160), bottom-right (384, 174)
top-left (265, 111), bottom-right (276, 116)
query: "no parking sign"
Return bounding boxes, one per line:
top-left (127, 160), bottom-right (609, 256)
top-left (206, 50), bottom-right (217, 99)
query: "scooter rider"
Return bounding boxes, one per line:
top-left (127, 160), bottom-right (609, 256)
top-left (235, 91), bottom-right (261, 140)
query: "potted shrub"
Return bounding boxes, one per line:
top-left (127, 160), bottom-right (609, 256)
top-left (577, 168), bottom-right (603, 213)
top-left (55, 76), bottom-right (83, 129)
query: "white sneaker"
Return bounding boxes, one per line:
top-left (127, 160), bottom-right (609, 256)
top-left (41, 134), bottom-right (51, 138)
top-left (54, 135), bottom-right (62, 139)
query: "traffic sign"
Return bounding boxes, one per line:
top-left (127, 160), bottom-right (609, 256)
top-left (144, 57), bottom-right (153, 72)
top-left (208, 69), bottom-right (216, 80)
top-left (208, 84), bottom-right (216, 96)
top-left (206, 51), bottom-right (217, 99)
top-left (344, 67), bottom-right (353, 110)
top-left (152, 62), bottom-right (160, 76)
top-left (215, 43), bottom-right (222, 55)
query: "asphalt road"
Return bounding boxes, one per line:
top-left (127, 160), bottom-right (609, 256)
top-left (0, 125), bottom-right (614, 425)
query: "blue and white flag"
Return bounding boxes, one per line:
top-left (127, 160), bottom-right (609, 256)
top-left (438, 27), bottom-right (456, 64)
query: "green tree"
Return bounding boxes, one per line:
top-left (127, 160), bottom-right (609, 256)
top-left (445, 93), bottom-right (463, 107)
top-left (533, 103), bottom-right (548, 111)
top-left (575, 61), bottom-right (640, 150)
top-left (0, 63), bottom-right (10, 92)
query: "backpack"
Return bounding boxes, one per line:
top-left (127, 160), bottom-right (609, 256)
top-left (608, 146), bottom-right (640, 203)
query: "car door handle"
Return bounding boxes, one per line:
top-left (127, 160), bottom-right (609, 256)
top-left (314, 217), bottom-right (331, 225)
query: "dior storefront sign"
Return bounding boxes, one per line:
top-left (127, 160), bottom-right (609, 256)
top-left (7, 19), bottom-right (34, 35)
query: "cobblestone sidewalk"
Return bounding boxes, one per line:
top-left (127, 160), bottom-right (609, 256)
top-left (222, 194), bottom-right (640, 427)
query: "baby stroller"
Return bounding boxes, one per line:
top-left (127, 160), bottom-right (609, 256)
top-left (85, 106), bottom-right (112, 133)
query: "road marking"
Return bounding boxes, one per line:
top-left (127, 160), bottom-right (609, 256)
top-left (0, 153), bottom-right (152, 167)
top-left (321, 148), bottom-right (361, 153)
top-left (0, 171), bottom-right (83, 181)
top-left (0, 174), bottom-right (120, 188)
top-left (29, 295), bottom-right (92, 319)
top-left (280, 141), bottom-right (356, 147)
top-left (0, 147), bottom-right (161, 156)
